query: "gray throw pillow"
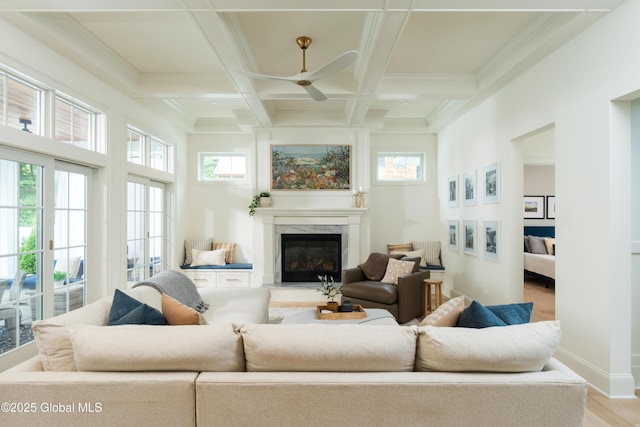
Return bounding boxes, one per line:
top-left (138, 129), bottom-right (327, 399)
top-left (527, 236), bottom-right (548, 254)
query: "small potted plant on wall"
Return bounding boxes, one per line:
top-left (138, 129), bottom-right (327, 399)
top-left (316, 275), bottom-right (342, 312)
top-left (248, 191), bottom-right (271, 216)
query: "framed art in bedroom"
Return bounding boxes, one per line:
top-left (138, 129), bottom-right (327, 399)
top-left (546, 196), bottom-right (556, 219)
top-left (523, 195), bottom-right (545, 219)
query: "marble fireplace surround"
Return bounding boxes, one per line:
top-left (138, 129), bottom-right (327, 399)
top-left (256, 208), bottom-right (368, 285)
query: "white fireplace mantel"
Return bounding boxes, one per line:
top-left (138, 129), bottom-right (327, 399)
top-left (253, 207), bottom-right (370, 285)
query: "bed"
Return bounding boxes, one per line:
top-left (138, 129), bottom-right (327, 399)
top-left (524, 226), bottom-right (555, 283)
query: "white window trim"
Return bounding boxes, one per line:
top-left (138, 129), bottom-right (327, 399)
top-left (374, 151), bottom-right (429, 186)
top-left (197, 151), bottom-right (249, 185)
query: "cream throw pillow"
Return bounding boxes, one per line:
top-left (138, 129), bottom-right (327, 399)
top-left (380, 258), bottom-right (415, 285)
top-left (411, 241), bottom-right (441, 266)
top-left (191, 248), bottom-right (226, 266)
top-left (390, 249), bottom-right (426, 266)
top-left (184, 238), bottom-right (214, 264)
top-left (213, 242), bottom-right (237, 264)
top-left (415, 321), bottom-right (561, 372)
top-left (419, 296), bottom-right (465, 327)
top-left (69, 324), bottom-right (244, 372)
top-left (544, 238), bottom-right (556, 255)
top-left (32, 321), bottom-right (77, 371)
top-left (241, 324), bottom-right (417, 372)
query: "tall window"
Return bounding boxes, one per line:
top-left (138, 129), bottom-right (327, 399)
top-left (127, 127), bottom-right (173, 172)
top-left (0, 156), bottom-right (43, 354)
top-left (0, 72), bottom-right (42, 135)
top-left (54, 97), bottom-right (95, 150)
top-left (127, 179), bottom-right (165, 284)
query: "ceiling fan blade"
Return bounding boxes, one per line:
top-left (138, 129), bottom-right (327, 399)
top-left (305, 50), bottom-right (358, 81)
top-left (238, 70), bottom-right (298, 82)
top-left (303, 84), bottom-right (328, 102)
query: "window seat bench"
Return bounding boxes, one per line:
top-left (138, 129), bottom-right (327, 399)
top-left (180, 264), bottom-right (253, 288)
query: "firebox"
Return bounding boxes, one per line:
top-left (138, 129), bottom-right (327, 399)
top-left (281, 234), bottom-right (342, 282)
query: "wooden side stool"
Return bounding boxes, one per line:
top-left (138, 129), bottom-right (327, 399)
top-left (423, 278), bottom-right (443, 314)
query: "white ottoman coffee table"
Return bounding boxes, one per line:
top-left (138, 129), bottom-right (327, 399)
top-left (281, 308), bottom-right (398, 325)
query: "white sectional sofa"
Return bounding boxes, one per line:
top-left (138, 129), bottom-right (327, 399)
top-left (0, 284), bottom-right (588, 427)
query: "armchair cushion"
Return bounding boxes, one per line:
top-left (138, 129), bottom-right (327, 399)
top-left (342, 280), bottom-right (397, 305)
top-left (380, 258), bottom-right (416, 285)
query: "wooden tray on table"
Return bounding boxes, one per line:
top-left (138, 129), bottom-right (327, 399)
top-left (316, 304), bottom-right (366, 320)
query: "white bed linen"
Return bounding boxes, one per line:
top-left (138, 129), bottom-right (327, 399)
top-left (524, 252), bottom-right (555, 280)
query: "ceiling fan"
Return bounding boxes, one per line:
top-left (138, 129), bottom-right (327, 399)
top-left (242, 36), bottom-right (358, 101)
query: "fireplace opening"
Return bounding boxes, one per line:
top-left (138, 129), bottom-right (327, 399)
top-left (281, 234), bottom-right (342, 282)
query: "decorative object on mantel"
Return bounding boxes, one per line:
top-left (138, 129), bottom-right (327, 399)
top-left (353, 187), bottom-right (366, 208)
top-left (248, 191), bottom-right (271, 216)
top-left (316, 274), bottom-right (342, 312)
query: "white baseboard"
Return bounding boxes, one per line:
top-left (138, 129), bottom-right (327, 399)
top-left (556, 347), bottom-right (637, 398)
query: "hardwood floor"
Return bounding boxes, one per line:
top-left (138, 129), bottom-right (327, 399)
top-left (524, 277), bottom-right (640, 426)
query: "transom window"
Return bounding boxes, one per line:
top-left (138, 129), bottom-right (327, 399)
top-left (376, 153), bottom-right (425, 182)
top-left (0, 71), bottom-right (42, 135)
top-left (198, 152), bottom-right (247, 182)
top-left (127, 127), bottom-right (173, 173)
top-left (54, 97), bottom-right (95, 150)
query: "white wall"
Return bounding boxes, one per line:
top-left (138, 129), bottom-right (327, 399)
top-left (524, 165), bottom-right (555, 228)
top-left (631, 99), bottom-right (640, 387)
top-left (437, 0), bottom-right (640, 397)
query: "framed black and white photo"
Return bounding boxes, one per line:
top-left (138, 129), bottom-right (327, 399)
top-left (523, 195), bottom-right (545, 219)
top-left (463, 170), bottom-right (476, 206)
top-left (463, 220), bottom-right (476, 255)
top-left (483, 162), bottom-right (500, 204)
top-left (448, 220), bottom-right (459, 251)
top-left (448, 176), bottom-right (458, 207)
top-left (546, 196), bottom-right (556, 219)
top-left (483, 220), bottom-right (500, 261)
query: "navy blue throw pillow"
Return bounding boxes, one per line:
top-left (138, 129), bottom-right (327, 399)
top-left (456, 300), bottom-right (533, 328)
top-left (108, 289), bottom-right (166, 325)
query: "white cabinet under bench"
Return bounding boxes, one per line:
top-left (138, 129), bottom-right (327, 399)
top-left (180, 264), bottom-right (252, 288)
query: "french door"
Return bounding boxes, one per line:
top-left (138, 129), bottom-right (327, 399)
top-left (127, 178), bottom-right (165, 284)
top-left (0, 148), bottom-right (90, 356)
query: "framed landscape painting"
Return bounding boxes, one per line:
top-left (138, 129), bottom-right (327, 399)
top-left (270, 144), bottom-right (351, 191)
top-left (524, 195), bottom-right (545, 219)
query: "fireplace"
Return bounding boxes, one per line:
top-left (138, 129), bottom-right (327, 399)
top-left (281, 234), bottom-right (342, 282)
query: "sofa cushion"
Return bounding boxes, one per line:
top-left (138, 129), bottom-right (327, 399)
top-left (213, 242), bottom-right (237, 264)
top-left (456, 300), bottom-right (533, 328)
top-left (184, 238), bottom-right (214, 264)
top-left (31, 321), bottom-right (77, 371)
top-left (412, 241), bottom-right (442, 266)
top-left (415, 321), bottom-right (561, 372)
top-left (420, 296), bottom-right (465, 327)
top-left (341, 280), bottom-right (397, 305)
top-left (69, 324), bottom-right (244, 372)
top-left (108, 289), bottom-right (167, 325)
top-left (358, 253), bottom-right (391, 281)
top-left (241, 324), bottom-right (417, 372)
top-left (380, 258), bottom-right (415, 285)
top-left (162, 293), bottom-right (207, 325)
top-left (191, 248), bottom-right (226, 267)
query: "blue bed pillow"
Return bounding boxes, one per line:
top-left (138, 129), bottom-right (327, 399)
top-left (456, 300), bottom-right (533, 328)
top-left (108, 289), bottom-right (166, 325)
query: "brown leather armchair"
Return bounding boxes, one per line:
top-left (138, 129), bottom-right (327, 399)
top-left (341, 253), bottom-right (430, 323)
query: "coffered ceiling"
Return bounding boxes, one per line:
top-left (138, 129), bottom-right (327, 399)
top-left (0, 0), bottom-right (624, 133)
